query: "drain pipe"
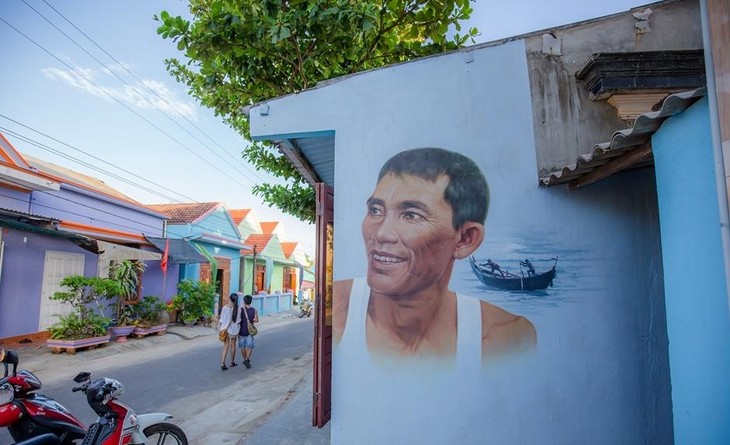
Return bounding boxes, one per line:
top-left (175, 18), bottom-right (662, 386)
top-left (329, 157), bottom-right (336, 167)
top-left (700, 0), bottom-right (730, 312)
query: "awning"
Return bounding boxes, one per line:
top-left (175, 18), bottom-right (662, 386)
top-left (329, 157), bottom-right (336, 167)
top-left (145, 236), bottom-right (208, 264)
top-left (97, 240), bottom-right (161, 263)
top-left (0, 216), bottom-right (97, 253)
top-left (539, 87), bottom-right (707, 189)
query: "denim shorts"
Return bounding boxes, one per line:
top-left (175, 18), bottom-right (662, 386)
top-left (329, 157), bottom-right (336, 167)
top-left (238, 335), bottom-right (255, 349)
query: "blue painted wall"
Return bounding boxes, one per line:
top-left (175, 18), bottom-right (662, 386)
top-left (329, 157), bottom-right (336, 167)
top-left (251, 39), bottom-right (672, 444)
top-left (652, 97), bottom-right (730, 445)
top-left (30, 186), bottom-right (164, 237)
top-left (0, 228), bottom-right (97, 338)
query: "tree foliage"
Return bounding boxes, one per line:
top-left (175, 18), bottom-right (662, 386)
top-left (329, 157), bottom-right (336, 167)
top-left (156, 0), bottom-right (477, 222)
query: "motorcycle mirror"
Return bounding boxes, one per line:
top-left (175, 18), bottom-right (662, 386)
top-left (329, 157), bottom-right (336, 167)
top-left (0, 383), bottom-right (13, 405)
top-left (73, 372), bottom-right (91, 383)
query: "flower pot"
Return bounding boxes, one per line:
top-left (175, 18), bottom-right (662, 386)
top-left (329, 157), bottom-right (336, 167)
top-left (132, 324), bottom-right (167, 338)
top-left (109, 326), bottom-right (135, 342)
top-left (47, 335), bottom-right (111, 354)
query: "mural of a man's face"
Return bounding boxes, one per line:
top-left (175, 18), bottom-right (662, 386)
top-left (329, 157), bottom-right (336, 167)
top-left (362, 172), bottom-right (463, 297)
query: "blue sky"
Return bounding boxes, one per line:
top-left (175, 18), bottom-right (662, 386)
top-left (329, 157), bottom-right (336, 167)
top-left (0, 0), bottom-right (651, 256)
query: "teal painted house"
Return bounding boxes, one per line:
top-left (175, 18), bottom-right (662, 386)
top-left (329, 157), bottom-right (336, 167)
top-left (147, 202), bottom-right (250, 312)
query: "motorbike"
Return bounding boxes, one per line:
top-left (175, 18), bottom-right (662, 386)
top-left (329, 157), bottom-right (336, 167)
top-left (0, 369), bottom-right (188, 445)
top-left (12, 433), bottom-right (62, 444)
top-left (0, 370), bottom-right (86, 444)
top-left (298, 298), bottom-right (313, 318)
top-left (69, 371), bottom-right (188, 445)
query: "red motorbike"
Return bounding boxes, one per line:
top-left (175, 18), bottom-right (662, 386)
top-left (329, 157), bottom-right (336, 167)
top-left (1, 369), bottom-right (188, 445)
top-left (69, 371), bottom-right (187, 445)
top-left (0, 369), bottom-right (86, 444)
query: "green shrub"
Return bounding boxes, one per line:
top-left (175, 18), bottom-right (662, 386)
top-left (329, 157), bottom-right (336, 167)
top-left (170, 280), bottom-right (216, 325)
top-left (49, 275), bottom-right (120, 339)
top-left (131, 296), bottom-right (166, 327)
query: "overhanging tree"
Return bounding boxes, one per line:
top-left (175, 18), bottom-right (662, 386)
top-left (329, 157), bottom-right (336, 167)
top-left (156, 0), bottom-right (478, 222)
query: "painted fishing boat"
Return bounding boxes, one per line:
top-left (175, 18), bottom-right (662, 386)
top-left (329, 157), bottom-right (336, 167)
top-left (469, 256), bottom-right (557, 291)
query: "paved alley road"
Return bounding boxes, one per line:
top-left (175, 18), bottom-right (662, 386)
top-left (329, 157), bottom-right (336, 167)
top-left (0, 317), bottom-right (314, 444)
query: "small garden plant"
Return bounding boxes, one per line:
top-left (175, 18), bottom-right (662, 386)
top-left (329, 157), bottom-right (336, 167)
top-left (169, 280), bottom-right (216, 325)
top-left (48, 275), bottom-right (120, 340)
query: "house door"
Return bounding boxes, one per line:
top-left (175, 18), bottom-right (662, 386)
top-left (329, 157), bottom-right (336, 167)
top-left (38, 251), bottom-right (85, 330)
top-left (313, 183), bottom-right (334, 427)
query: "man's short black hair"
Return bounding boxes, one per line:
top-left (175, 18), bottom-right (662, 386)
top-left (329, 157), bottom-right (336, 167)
top-left (244, 294), bottom-right (253, 305)
top-left (378, 147), bottom-right (489, 229)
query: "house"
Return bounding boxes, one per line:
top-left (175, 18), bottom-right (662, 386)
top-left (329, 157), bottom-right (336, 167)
top-left (147, 202), bottom-right (249, 312)
top-left (0, 133), bottom-right (168, 344)
top-left (249, 0), bottom-right (729, 443)
top-left (241, 233), bottom-right (301, 295)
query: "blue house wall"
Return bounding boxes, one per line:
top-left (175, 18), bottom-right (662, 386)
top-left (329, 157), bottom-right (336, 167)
top-left (30, 185), bottom-right (164, 237)
top-left (0, 146), bottom-right (169, 340)
top-left (167, 205), bottom-right (244, 297)
top-left (0, 228), bottom-right (97, 339)
top-left (652, 97), bottom-right (730, 444)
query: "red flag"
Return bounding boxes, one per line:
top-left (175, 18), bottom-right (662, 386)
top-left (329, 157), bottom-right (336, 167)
top-left (160, 239), bottom-right (169, 273)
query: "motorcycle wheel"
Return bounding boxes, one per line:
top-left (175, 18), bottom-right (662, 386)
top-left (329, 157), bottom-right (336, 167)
top-left (143, 422), bottom-right (188, 445)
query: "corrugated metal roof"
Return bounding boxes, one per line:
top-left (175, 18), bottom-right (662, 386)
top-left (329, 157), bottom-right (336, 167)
top-left (539, 87), bottom-right (707, 187)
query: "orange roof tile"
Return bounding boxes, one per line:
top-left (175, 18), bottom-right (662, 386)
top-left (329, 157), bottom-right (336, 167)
top-left (229, 208), bottom-right (251, 225)
top-left (245, 233), bottom-right (273, 250)
top-left (260, 221), bottom-right (278, 234)
top-left (280, 242), bottom-right (298, 259)
top-left (147, 202), bottom-right (220, 224)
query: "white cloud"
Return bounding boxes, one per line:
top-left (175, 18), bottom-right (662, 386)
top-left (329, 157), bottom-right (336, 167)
top-left (41, 64), bottom-right (197, 119)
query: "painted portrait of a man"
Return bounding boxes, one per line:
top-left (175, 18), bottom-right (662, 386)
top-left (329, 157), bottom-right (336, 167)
top-left (333, 147), bottom-right (536, 361)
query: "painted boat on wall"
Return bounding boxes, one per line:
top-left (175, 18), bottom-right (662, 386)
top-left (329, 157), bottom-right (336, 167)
top-left (469, 257), bottom-right (557, 291)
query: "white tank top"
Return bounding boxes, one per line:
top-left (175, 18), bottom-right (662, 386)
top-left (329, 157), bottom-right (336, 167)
top-left (332, 277), bottom-right (484, 444)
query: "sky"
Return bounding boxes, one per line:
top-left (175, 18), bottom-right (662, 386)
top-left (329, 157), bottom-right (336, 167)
top-left (0, 0), bottom-right (653, 257)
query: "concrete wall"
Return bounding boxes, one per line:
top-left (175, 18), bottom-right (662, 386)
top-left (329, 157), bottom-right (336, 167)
top-left (653, 97), bottom-right (730, 444)
top-left (251, 38), bottom-right (671, 444)
top-left (524, 0), bottom-right (703, 175)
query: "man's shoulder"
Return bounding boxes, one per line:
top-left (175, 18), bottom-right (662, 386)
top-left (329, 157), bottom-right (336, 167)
top-left (333, 279), bottom-right (354, 343)
top-left (478, 300), bottom-right (536, 358)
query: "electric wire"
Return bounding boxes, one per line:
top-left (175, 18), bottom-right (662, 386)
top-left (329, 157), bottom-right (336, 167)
top-left (0, 115), bottom-right (197, 203)
top-left (38, 0), bottom-right (263, 182)
top-left (0, 16), bottom-right (254, 190)
top-left (23, 0), bottom-right (264, 185)
top-left (0, 186), bottom-right (164, 235)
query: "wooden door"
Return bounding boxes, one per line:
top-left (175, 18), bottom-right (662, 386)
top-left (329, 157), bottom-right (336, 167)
top-left (313, 183), bottom-right (334, 427)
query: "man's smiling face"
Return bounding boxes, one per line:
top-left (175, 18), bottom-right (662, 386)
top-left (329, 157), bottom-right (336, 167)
top-left (362, 172), bottom-right (460, 298)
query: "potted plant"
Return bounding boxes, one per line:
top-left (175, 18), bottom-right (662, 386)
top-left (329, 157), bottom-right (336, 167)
top-left (169, 280), bottom-right (216, 326)
top-left (107, 260), bottom-right (146, 341)
top-left (131, 296), bottom-right (168, 337)
top-left (47, 275), bottom-right (118, 353)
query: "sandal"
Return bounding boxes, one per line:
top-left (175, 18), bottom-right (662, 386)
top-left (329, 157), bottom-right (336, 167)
top-left (220, 363), bottom-right (228, 371)
top-left (230, 362), bottom-right (237, 367)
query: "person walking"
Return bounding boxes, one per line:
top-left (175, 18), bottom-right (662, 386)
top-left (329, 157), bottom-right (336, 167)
top-left (239, 294), bottom-right (259, 369)
top-left (219, 293), bottom-right (241, 370)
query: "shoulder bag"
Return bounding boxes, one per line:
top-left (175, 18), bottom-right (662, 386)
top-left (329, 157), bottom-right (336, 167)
top-left (246, 307), bottom-right (258, 336)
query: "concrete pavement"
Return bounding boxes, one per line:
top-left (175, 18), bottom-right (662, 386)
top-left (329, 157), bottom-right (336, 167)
top-left (8, 310), bottom-right (331, 444)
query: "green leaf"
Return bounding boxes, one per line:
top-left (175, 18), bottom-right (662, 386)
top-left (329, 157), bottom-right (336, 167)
top-left (156, 0), bottom-right (477, 221)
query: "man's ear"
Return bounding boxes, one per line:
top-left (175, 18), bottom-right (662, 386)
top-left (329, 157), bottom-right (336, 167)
top-left (454, 222), bottom-right (485, 259)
